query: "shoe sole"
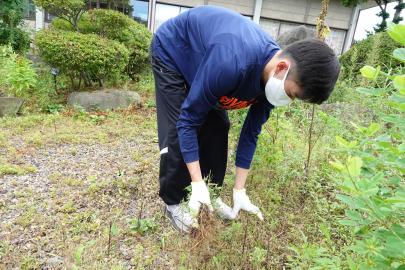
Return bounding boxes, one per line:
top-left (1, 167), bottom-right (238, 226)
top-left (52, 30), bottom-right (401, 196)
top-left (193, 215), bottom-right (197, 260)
top-left (163, 207), bottom-right (189, 235)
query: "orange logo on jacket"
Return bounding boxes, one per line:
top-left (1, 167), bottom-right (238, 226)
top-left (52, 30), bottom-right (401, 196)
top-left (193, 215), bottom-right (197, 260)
top-left (218, 96), bottom-right (257, 110)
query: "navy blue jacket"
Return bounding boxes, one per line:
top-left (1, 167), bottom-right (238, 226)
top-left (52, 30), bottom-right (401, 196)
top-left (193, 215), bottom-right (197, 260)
top-left (152, 6), bottom-right (280, 169)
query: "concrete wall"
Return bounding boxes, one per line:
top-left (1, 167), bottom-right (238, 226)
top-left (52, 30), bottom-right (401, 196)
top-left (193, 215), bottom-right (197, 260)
top-left (160, 0), bottom-right (354, 30)
top-left (207, 0), bottom-right (255, 16)
top-left (261, 0), bottom-right (353, 30)
top-left (158, 0), bottom-right (204, 7)
top-left (159, 0), bottom-right (255, 15)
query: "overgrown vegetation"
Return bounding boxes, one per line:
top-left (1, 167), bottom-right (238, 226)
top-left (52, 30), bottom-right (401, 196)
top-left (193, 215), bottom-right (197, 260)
top-left (0, 0), bottom-right (30, 53)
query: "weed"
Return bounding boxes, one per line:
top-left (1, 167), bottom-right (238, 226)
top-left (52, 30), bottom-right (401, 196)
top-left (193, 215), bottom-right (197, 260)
top-left (128, 217), bottom-right (157, 235)
top-left (16, 206), bottom-right (37, 228)
top-left (20, 256), bottom-right (40, 270)
top-left (59, 200), bottom-right (77, 214)
top-left (0, 163), bottom-right (36, 176)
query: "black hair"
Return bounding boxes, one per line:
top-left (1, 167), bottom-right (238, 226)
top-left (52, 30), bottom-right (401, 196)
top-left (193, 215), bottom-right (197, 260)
top-left (280, 38), bottom-right (340, 104)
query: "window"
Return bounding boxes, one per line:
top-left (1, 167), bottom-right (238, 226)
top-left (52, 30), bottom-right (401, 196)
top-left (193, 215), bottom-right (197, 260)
top-left (154, 3), bottom-right (190, 32)
top-left (130, 0), bottom-right (149, 26)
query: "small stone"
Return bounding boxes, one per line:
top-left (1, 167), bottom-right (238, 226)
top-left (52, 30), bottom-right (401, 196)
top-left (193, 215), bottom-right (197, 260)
top-left (46, 256), bottom-right (64, 268)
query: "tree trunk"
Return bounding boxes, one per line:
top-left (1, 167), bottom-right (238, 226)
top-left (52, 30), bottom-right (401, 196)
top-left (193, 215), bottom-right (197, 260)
top-left (393, 0), bottom-right (404, 23)
top-left (374, 0), bottom-right (390, 32)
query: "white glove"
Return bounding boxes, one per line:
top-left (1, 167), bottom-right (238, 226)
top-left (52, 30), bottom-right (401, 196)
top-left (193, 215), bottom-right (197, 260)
top-left (188, 181), bottom-right (213, 217)
top-left (214, 197), bottom-right (235, 220)
top-left (232, 188), bottom-right (264, 221)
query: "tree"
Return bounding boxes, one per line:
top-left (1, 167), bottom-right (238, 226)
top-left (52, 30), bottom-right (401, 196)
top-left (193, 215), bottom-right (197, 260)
top-left (34, 0), bottom-right (85, 31)
top-left (341, 0), bottom-right (404, 33)
top-left (0, 0), bottom-right (30, 53)
top-left (393, 0), bottom-right (405, 23)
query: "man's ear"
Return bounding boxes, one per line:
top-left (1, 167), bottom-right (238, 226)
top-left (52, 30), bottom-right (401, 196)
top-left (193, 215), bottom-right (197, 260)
top-left (275, 60), bottom-right (290, 75)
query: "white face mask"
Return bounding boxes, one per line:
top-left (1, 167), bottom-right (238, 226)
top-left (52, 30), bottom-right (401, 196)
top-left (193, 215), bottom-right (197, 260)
top-left (265, 66), bottom-right (292, 107)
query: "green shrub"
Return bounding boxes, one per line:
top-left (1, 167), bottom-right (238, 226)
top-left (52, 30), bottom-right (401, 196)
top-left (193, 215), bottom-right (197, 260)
top-left (34, 0), bottom-right (86, 31)
top-left (77, 9), bottom-right (152, 80)
top-left (34, 29), bottom-right (129, 89)
top-left (0, 0), bottom-right (30, 53)
top-left (339, 31), bottom-right (400, 80)
top-left (0, 26), bottom-right (30, 53)
top-left (0, 45), bottom-right (37, 98)
top-left (50, 17), bottom-right (75, 31)
top-left (290, 23), bottom-right (405, 270)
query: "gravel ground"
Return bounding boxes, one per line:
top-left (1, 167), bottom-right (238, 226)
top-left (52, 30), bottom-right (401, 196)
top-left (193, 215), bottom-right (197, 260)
top-left (0, 113), bottom-right (182, 269)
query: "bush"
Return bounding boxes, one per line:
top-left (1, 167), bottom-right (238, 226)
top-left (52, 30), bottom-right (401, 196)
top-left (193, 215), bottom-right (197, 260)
top-left (0, 45), bottom-right (37, 98)
top-left (77, 9), bottom-right (152, 80)
top-left (0, 0), bottom-right (30, 53)
top-left (339, 31), bottom-right (400, 80)
top-left (0, 26), bottom-right (30, 53)
top-left (34, 29), bottom-right (129, 89)
top-left (34, 0), bottom-right (86, 31)
top-left (290, 23), bottom-right (405, 270)
top-left (50, 17), bottom-right (75, 31)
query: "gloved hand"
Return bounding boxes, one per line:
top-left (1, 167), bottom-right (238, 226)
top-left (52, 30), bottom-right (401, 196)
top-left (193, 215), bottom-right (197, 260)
top-left (232, 188), bottom-right (264, 221)
top-left (214, 197), bottom-right (235, 220)
top-left (188, 181), bottom-right (213, 217)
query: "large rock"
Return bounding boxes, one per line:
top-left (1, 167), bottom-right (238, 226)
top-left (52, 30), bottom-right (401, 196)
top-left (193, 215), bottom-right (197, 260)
top-left (277, 25), bottom-right (315, 48)
top-left (67, 89), bottom-right (142, 111)
top-left (0, 97), bottom-right (24, 117)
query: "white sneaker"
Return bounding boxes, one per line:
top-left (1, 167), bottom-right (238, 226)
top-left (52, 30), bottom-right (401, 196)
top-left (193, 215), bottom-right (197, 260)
top-left (164, 204), bottom-right (195, 234)
top-left (213, 198), bottom-right (235, 220)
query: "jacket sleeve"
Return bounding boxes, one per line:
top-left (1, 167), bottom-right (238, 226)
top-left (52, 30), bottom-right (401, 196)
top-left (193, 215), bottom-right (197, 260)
top-left (176, 44), bottom-right (241, 163)
top-left (235, 100), bottom-right (274, 169)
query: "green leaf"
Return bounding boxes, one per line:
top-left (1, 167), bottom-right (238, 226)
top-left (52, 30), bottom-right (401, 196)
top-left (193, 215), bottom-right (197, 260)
top-left (337, 194), bottom-right (361, 209)
top-left (366, 123), bottom-right (380, 136)
top-left (75, 244), bottom-right (85, 265)
top-left (355, 87), bottom-right (390, 96)
top-left (346, 156), bottom-right (363, 177)
top-left (339, 219), bottom-right (359, 226)
top-left (336, 136), bottom-right (357, 148)
top-left (360, 65), bottom-right (379, 80)
top-left (393, 48), bottom-right (405, 62)
top-left (336, 135), bottom-right (348, 146)
top-left (388, 23), bottom-right (405, 46)
top-left (393, 75), bottom-right (405, 91)
top-left (330, 160), bottom-right (344, 171)
top-left (382, 114), bottom-right (405, 128)
top-left (111, 223), bottom-right (119, 236)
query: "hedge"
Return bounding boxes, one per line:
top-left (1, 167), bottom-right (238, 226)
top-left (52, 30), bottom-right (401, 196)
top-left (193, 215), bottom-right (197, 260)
top-left (34, 29), bottom-right (129, 88)
top-left (52, 9), bottom-right (152, 80)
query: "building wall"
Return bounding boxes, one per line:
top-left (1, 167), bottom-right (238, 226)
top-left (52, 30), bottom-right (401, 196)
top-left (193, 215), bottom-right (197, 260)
top-left (261, 0), bottom-right (352, 30)
top-left (26, 0), bottom-right (361, 54)
top-left (207, 0), bottom-right (255, 16)
top-left (160, 0), bottom-right (353, 30)
top-left (157, 0), bottom-right (351, 54)
top-left (158, 0), bottom-right (204, 7)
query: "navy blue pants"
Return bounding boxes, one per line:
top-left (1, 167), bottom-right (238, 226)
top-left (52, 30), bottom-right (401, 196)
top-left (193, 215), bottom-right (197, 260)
top-left (151, 55), bottom-right (230, 205)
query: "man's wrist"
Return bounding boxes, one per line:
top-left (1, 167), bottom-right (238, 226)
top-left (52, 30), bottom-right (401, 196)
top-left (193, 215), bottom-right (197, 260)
top-left (186, 160), bottom-right (203, 182)
top-left (234, 166), bottom-right (249, 190)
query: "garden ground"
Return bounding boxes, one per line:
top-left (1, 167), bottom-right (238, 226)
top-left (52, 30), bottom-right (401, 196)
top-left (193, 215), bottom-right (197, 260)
top-left (0, 90), bottom-right (384, 269)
